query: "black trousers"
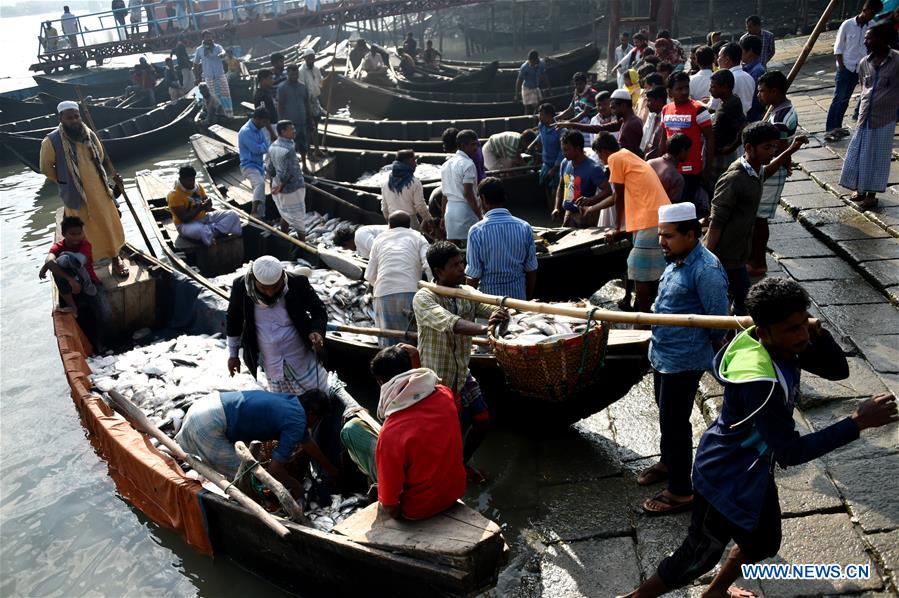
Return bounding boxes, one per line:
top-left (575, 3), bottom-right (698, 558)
top-left (658, 481), bottom-right (782, 588)
top-left (653, 369), bottom-right (704, 496)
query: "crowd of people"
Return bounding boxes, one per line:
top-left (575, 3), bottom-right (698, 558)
top-left (33, 7), bottom-right (899, 595)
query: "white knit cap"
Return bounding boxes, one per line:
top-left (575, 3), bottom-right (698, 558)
top-left (303, 48), bottom-right (315, 57)
top-left (610, 89), bottom-right (632, 102)
top-left (57, 101), bottom-right (79, 113)
top-left (658, 202), bottom-right (697, 224)
top-left (252, 256), bottom-right (284, 285)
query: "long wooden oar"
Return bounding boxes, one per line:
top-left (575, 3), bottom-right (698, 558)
top-left (417, 281), bottom-right (759, 330)
top-left (320, 10), bottom-right (346, 149)
top-left (75, 90), bottom-right (158, 259)
top-left (763, 0), bottom-right (840, 122)
top-left (106, 390), bottom-right (291, 538)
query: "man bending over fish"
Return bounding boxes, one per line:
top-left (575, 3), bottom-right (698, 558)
top-left (176, 389), bottom-right (337, 501)
top-left (371, 344), bottom-right (466, 519)
top-left (167, 165), bottom-right (242, 247)
top-left (412, 242), bottom-right (508, 482)
top-left (226, 256), bottom-right (375, 499)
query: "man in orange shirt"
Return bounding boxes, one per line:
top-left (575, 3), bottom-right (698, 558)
top-left (584, 132), bottom-right (671, 313)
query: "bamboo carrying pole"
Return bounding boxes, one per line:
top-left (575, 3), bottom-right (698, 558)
top-left (74, 91), bottom-right (158, 259)
top-left (106, 390), bottom-right (291, 538)
top-left (417, 281), bottom-right (760, 330)
top-left (234, 441), bottom-right (307, 524)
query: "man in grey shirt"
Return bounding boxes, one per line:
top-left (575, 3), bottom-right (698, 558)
top-left (276, 64), bottom-right (313, 169)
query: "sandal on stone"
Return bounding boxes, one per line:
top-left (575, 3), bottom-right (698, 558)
top-left (642, 491), bottom-right (693, 515)
top-left (855, 194), bottom-right (878, 211)
top-left (637, 462), bottom-right (668, 486)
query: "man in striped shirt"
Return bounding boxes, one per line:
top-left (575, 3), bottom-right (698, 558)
top-left (742, 15), bottom-right (775, 66)
top-left (481, 130), bottom-right (537, 171)
top-left (465, 177), bottom-right (538, 300)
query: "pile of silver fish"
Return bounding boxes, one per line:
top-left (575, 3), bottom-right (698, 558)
top-left (304, 210), bottom-right (355, 246)
top-left (355, 163), bottom-right (442, 187)
top-left (303, 485), bottom-right (371, 532)
top-left (497, 308), bottom-right (590, 346)
top-left (87, 334), bottom-right (262, 433)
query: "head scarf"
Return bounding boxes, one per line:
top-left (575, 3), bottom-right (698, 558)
top-left (376, 368), bottom-right (439, 420)
top-left (387, 160), bottom-right (415, 193)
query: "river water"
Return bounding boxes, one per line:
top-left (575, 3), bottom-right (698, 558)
top-left (0, 9), bottom-right (611, 596)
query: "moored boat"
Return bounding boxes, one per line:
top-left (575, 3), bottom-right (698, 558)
top-left (0, 98), bottom-right (196, 173)
top-left (51, 238), bottom-right (510, 597)
top-left (0, 104), bottom-right (147, 134)
top-left (322, 74), bottom-right (571, 120)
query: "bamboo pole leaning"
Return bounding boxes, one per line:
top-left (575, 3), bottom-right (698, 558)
top-left (417, 281), bottom-right (759, 330)
top-left (763, 0), bottom-right (841, 121)
top-left (106, 390), bottom-right (291, 538)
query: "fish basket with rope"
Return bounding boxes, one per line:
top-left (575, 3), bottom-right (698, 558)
top-left (487, 305), bottom-right (609, 402)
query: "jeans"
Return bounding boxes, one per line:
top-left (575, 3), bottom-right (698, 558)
top-left (653, 369), bottom-right (704, 497)
top-left (726, 266), bottom-right (750, 316)
top-left (825, 67), bottom-right (860, 132)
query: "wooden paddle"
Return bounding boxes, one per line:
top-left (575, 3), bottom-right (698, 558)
top-left (417, 281), bottom-right (766, 330)
top-left (106, 390), bottom-right (291, 538)
top-left (74, 90), bottom-right (158, 259)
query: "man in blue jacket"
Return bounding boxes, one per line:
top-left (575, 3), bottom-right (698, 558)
top-left (238, 107), bottom-right (271, 218)
top-left (622, 277), bottom-right (898, 598)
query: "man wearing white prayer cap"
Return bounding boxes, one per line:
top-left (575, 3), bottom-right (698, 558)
top-left (39, 99), bottom-right (128, 276)
top-left (636, 201), bottom-right (730, 516)
top-left (226, 254), bottom-right (330, 397)
top-left (226, 256), bottom-right (377, 502)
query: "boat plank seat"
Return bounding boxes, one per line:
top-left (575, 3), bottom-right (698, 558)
top-left (163, 221), bottom-right (244, 277)
top-left (334, 502), bottom-right (507, 573)
top-left (94, 254), bottom-right (156, 335)
top-left (326, 123), bottom-right (355, 137)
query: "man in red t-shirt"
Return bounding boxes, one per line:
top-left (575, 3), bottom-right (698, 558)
top-left (372, 344), bottom-right (466, 520)
top-left (39, 215), bottom-right (110, 348)
top-left (659, 72), bottom-right (715, 214)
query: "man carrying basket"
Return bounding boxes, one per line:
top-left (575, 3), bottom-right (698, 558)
top-left (412, 241), bottom-right (508, 482)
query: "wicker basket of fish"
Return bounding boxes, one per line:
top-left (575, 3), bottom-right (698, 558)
top-left (488, 310), bottom-right (609, 402)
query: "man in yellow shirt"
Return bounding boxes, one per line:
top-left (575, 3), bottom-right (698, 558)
top-left (39, 101), bottom-right (128, 276)
top-left (167, 165), bottom-right (242, 246)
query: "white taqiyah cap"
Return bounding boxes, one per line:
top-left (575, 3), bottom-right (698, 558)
top-left (610, 88), bottom-right (632, 102)
top-left (252, 256), bottom-right (284, 285)
top-left (658, 202), bottom-right (697, 224)
top-left (57, 100), bottom-right (79, 113)
top-left (303, 48), bottom-right (315, 57)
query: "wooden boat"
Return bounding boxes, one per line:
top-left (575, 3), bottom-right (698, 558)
top-left (205, 125), bottom-right (448, 194)
top-left (197, 128), bottom-right (632, 302)
top-left (322, 74), bottom-right (571, 120)
top-left (395, 84), bottom-right (576, 104)
top-left (189, 132), bottom-right (387, 226)
top-left (462, 18), bottom-right (605, 50)
top-left (0, 98), bottom-right (196, 173)
top-left (33, 65), bottom-right (167, 101)
top-left (134, 170), bottom-right (648, 425)
top-left (440, 43), bottom-right (599, 70)
top-left (395, 61), bottom-right (500, 93)
top-left (0, 104), bottom-right (146, 134)
top-left (51, 238), bottom-right (509, 596)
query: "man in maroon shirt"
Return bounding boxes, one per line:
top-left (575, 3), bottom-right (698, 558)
top-left (557, 88), bottom-right (645, 155)
top-left (372, 344), bottom-right (467, 520)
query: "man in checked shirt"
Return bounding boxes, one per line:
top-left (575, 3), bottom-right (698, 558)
top-left (412, 241), bottom-right (508, 482)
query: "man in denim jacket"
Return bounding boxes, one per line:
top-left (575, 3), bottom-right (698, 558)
top-left (638, 202), bottom-right (730, 515)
